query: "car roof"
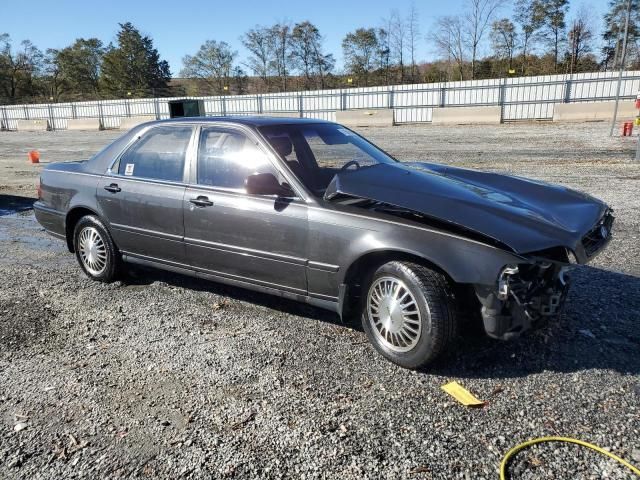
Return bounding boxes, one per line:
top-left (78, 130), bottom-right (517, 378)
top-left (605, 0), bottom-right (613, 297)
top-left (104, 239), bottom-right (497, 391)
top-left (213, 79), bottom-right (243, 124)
top-left (84, 115), bottom-right (336, 174)
top-left (147, 116), bottom-right (334, 128)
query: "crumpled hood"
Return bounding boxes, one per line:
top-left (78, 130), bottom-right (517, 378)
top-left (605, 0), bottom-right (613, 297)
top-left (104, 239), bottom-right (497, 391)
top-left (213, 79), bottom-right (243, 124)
top-left (324, 162), bottom-right (608, 255)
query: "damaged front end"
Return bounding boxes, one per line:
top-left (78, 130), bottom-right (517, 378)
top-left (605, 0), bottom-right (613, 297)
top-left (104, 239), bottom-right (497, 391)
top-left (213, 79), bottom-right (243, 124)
top-left (474, 209), bottom-right (614, 340)
top-left (475, 261), bottom-right (570, 340)
top-left (322, 164), bottom-right (614, 340)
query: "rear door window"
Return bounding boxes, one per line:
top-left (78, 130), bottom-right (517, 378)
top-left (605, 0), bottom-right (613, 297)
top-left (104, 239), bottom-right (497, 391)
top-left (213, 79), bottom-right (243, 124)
top-left (118, 126), bottom-right (192, 182)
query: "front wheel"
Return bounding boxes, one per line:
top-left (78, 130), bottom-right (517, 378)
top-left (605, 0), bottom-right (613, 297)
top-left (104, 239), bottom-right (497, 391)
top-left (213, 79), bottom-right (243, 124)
top-left (361, 261), bottom-right (458, 369)
top-left (73, 215), bottom-right (121, 282)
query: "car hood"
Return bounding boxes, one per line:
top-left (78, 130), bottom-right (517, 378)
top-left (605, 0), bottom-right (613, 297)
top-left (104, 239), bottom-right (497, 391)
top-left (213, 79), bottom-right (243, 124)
top-left (324, 162), bottom-right (608, 257)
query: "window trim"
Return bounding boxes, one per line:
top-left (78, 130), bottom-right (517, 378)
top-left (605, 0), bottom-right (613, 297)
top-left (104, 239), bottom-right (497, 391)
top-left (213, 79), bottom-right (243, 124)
top-left (107, 124), bottom-right (197, 184)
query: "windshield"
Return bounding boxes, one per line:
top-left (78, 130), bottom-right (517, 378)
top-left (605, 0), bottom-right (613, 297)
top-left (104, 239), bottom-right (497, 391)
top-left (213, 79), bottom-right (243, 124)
top-left (259, 123), bottom-right (396, 195)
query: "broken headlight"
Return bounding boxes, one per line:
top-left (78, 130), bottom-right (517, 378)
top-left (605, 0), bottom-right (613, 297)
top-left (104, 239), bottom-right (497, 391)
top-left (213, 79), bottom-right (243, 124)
top-left (497, 265), bottom-right (519, 300)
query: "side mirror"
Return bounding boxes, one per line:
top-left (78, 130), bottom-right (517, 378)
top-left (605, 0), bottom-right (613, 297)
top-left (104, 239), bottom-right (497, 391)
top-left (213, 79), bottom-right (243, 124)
top-left (245, 173), bottom-right (293, 197)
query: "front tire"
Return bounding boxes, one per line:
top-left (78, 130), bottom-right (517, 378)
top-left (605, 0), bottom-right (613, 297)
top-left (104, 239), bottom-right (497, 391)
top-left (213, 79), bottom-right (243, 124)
top-left (361, 261), bottom-right (458, 369)
top-left (73, 215), bottom-right (121, 282)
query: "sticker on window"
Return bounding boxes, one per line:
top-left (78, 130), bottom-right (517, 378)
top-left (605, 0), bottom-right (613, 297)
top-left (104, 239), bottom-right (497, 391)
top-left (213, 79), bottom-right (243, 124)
top-left (337, 128), bottom-right (353, 136)
top-left (124, 163), bottom-right (135, 176)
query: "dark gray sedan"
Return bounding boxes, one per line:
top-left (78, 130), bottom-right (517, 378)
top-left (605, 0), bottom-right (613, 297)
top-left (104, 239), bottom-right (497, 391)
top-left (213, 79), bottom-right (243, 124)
top-left (34, 117), bottom-right (613, 369)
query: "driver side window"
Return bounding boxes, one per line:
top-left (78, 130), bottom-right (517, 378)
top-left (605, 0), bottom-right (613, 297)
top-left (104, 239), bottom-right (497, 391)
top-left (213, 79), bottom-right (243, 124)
top-left (197, 127), bottom-right (279, 190)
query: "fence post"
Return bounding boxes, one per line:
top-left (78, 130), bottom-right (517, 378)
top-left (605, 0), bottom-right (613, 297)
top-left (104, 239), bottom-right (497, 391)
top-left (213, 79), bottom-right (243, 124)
top-left (563, 77), bottom-right (573, 103)
top-left (71, 103), bottom-right (77, 119)
top-left (97, 100), bottom-right (104, 129)
top-left (221, 96), bottom-right (227, 116)
top-left (340, 89), bottom-right (346, 111)
top-left (498, 78), bottom-right (507, 124)
top-left (388, 88), bottom-right (394, 109)
top-left (23, 105), bottom-right (29, 120)
top-left (439, 84), bottom-right (446, 108)
top-left (125, 98), bottom-right (131, 117)
top-left (298, 94), bottom-right (303, 118)
top-left (47, 103), bottom-right (55, 131)
top-left (1, 106), bottom-right (7, 130)
top-left (257, 94), bottom-right (263, 114)
top-left (152, 88), bottom-right (160, 120)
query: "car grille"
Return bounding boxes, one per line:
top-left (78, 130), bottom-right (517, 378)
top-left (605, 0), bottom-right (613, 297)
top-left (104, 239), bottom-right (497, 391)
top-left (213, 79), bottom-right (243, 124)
top-left (582, 212), bottom-right (614, 258)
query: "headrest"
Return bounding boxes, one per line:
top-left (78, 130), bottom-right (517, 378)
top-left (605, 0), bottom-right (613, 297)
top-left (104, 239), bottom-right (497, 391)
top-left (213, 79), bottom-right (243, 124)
top-left (269, 136), bottom-right (293, 157)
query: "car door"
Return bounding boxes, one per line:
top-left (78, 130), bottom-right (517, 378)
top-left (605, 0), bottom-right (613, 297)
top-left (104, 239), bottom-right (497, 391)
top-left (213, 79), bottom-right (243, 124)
top-left (96, 125), bottom-right (195, 265)
top-left (183, 125), bottom-right (308, 295)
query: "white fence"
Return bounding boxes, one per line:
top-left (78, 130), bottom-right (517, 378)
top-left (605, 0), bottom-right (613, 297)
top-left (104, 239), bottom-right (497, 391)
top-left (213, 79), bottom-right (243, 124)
top-left (1, 71), bottom-right (639, 130)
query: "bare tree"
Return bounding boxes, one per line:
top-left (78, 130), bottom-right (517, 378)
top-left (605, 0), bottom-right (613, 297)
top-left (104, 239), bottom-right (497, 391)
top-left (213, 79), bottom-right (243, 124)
top-left (389, 9), bottom-right (407, 82)
top-left (406, 3), bottom-right (421, 82)
top-left (0, 35), bottom-right (44, 100)
top-left (180, 40), bottom-right (236, 95)
top-left (464, 0), bottom-right (504, 79)
top-left (268, 22), bottom-right (292, 92)
top-left (242, 26), bottom-right (274, 92)
top-left (566, 6), bottom-right (594, 73)
top-left (490, 18), bottom-right (518, 70)
top-left (376, 27), bottom-right (391, 84)
top-left (430, 16), bottom-right (467, 80)
top-left (289, 21), bottom-right (334, 90)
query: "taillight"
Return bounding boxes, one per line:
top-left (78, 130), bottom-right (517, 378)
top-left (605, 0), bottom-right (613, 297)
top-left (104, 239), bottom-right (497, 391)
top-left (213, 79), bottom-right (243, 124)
top-left (37, 178), bottom-right (42, 200)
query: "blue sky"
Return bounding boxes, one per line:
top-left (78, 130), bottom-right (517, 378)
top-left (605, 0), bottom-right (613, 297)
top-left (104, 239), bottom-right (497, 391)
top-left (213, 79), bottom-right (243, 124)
top-left (2, 0), bottom-right (608, 76)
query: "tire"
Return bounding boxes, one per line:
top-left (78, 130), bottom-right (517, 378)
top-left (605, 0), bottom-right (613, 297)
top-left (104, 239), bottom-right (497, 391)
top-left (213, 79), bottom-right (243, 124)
top-left (73, 215), bottom-right (121, 282)
top-left (361, 261), bottom-right (458, 369)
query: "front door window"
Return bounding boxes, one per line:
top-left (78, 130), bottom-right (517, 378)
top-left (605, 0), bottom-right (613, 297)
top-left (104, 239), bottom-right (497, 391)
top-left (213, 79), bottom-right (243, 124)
top-left (197, 127), bottom-right (279, 190)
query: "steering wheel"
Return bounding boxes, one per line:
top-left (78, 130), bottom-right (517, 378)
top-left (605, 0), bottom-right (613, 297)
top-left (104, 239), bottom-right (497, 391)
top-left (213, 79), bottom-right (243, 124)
top-left (341, 160), bottom-right (361, 171)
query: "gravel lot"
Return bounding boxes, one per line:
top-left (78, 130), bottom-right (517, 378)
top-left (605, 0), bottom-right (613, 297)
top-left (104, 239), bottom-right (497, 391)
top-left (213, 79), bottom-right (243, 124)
top-left (1, 122), bottom-right (639, 479)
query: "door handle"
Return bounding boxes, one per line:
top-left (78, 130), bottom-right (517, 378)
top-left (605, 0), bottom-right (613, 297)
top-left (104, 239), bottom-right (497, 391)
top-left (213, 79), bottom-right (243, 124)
top-left (104, 183), bottom-right (121, 193)
top-left (189, 196), bottom-right (213, 207)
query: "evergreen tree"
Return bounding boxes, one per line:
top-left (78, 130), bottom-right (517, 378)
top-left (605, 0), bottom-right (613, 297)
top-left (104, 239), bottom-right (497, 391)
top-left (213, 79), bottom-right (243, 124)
top-left (514, 0), bottom-right (545, 74)
top-left (54, 38), bottom-right (104, 97)
top-left (100, 22), bottom-right (170, 97)
top-left (538, 0), bottom-right (570, 71)
top-left (601, 0), bottom-right (640, 70)
top-left (342, 28), bottom-right (380, 86)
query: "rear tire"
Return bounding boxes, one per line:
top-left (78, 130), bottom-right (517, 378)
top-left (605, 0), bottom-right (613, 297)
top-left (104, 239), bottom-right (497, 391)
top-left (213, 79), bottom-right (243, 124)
top-left (361, 261), bottom-right (458, 369)
top-left (73, 215), bottom-right (121, 282)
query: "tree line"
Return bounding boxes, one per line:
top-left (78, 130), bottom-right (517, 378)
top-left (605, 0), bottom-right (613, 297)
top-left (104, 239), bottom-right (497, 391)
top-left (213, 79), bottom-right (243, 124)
top-left (0, 0), bottom-right (639, 104)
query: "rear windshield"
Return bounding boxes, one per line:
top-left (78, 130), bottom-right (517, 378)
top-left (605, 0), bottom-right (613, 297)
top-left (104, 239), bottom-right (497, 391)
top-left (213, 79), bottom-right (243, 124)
top-left (259, 123), bottom-right (396, 195)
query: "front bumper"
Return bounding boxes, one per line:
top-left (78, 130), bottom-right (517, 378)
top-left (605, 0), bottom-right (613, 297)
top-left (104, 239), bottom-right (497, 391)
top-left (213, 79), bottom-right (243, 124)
top-left (475, 262), bottom-right (570, 340)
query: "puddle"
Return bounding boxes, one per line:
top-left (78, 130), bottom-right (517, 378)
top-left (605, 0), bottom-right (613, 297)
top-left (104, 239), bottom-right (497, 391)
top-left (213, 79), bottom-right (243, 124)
top-left (1, 211), bottom-right (63, 251)
top-left (0, 195), bottom-right (35, 217)
top-left (12, 235), bottom-right (59, 249)
top-left (0, 205), bottom-right (33, 216)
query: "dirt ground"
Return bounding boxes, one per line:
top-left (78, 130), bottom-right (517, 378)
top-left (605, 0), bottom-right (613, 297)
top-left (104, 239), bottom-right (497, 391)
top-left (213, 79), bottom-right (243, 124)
top-left (0, 122), bottom-right (639, 479)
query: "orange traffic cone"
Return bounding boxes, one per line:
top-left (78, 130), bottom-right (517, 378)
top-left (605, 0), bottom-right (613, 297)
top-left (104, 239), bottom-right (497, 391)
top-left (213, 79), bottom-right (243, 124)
top-left (28, 150), bottom-right (40, 164)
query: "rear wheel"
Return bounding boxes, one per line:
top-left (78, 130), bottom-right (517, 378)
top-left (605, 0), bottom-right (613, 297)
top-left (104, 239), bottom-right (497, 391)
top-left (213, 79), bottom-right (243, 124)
top-left (361, 261), bottom-right (458, 369)
top-left (73, 215), bottom-right (121, 282)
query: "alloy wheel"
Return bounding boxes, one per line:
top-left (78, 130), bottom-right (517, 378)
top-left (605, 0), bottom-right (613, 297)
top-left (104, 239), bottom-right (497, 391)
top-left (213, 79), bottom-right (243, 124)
top-left (367, 276), bottom-right (424, 352)
top-left (78, 226), bottom-right (107, 276)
